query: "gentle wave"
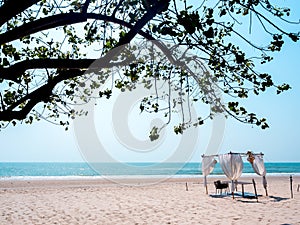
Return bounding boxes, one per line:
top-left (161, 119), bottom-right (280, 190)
top-left (1, 173), bottom-right (300, 181)
top-left (1, 162), bottom-right (300, 178)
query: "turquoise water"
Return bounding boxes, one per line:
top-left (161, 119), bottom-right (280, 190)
top-left (0, 162), bottom-right (300, 177)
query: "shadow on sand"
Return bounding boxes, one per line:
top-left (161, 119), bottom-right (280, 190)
top-left (210, 193), bottom-right (290, 204)
top-left (268, 195), bottom-right (289, 202)
top-left (209, 192), bottom-right (260, 201)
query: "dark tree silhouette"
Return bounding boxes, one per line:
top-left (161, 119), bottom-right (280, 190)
top-left (0, 0), bottom-right (299, 132)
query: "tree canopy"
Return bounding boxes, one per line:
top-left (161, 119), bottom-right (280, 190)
top-left (0, 0), bottom-right (299, 134)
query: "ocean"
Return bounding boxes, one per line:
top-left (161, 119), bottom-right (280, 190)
top-left (0, 162), bottom-right (300, 179)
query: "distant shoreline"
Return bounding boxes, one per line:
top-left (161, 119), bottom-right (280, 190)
top-left (1, 174), bottom-right (299, 189)
top-left (1, 162), bottom-right (300, 177)
top-left (1, 172), bottom-right (300, 181)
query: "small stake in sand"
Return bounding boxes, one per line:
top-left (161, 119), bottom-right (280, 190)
top-left (186, 182), bottom-right (189, 191)
top-left (290, 175), bottom-right (293, 199)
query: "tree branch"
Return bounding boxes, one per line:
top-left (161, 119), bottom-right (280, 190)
top-left (0, 0), bottom-right (171, 121)
top-left (0, 1), bottom-right (169, 45)
top-left (0, 56), bottom-right (138, 82)
top-left (82, 0), bottom-right (91, 14)
top-left (0, 11), bottom-right (157, 45)
top-left (239, 2), bottom-right (291, 36)
top-left (0, 0), bottom-right (40, 27)
top-left (0, 69), bottom-right (84, 121)
top-left (0, 12), bottom-right (87, 45)
top-left (112, 0), bottom-right (125, 18)
top-left (0, 59), bottom-right (97, 82)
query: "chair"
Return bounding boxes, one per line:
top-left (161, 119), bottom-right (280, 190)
top-left (214, 180), bottom-right (229, 194)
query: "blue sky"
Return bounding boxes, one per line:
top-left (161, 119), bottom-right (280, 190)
top-left (0, 1), bottom-right (299, 163)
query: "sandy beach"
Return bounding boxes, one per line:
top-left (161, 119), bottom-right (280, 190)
top-left (0, 175), bottom-right (299, 225)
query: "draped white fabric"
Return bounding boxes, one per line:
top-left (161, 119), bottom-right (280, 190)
top-left (219, 153), bottom-right (243, 192)
top-left (218, 153), bottom-right (243, 181)
top-left (202, 156), bottom-right (217, 187)
top-left (251, 155), bottom-right (266, 176)
top-left (251, 155), bottom-right (267, 188)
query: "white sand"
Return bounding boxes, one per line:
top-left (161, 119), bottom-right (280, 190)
top-left (0, 175), bottom-right (299, 225)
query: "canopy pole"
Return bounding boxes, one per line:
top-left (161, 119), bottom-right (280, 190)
top-left (204, 176), bottom-right (208, 194)
top-left (263, 176), bottom-right (268, 196)
top-left (252, 179), bottom-right (258, 202)
top-left (231, 180), bottom-right (235, 199)
top-left (290, 175), bottom-right (293, 199)
top-left (264, 187), bottom-right (268, 197)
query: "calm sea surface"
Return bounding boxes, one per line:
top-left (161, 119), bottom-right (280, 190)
top-left (0, 162), bottom-right (300, 178)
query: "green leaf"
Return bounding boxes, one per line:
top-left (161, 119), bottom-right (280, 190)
top-left (149, 126), bottom-right (159, 141)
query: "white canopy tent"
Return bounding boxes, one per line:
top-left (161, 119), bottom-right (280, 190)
top-left (202, 151), bottom-right (268, 197)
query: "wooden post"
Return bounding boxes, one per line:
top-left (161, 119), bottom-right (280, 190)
top-left (263, 176), bottom-right (268, 196)
top-left (290, 175), bottom-right (293, 199)
top-left (186, 182), bottom-right (188, 191)
top-left (231, 180), bottom-right (235, 199)
top-left (297, 184), bottom-right (300, 192)
top-left (252, 179), bottom-right (258, 202)
top-left (265, 187), bottom-right (268, 197)
top-left (242, 184), bottom-right (245, 198)
top-left (204, 176), bottom-right (208, 194)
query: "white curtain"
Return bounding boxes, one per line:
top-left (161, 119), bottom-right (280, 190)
top-left (219, 153), bottom-right (243, 192)
top-left (218, 153), bottom-right (243, 180)
top-left (202, 156), bottom-right (217, 187)
top-left (251, 154), bottom-right (267, 188)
